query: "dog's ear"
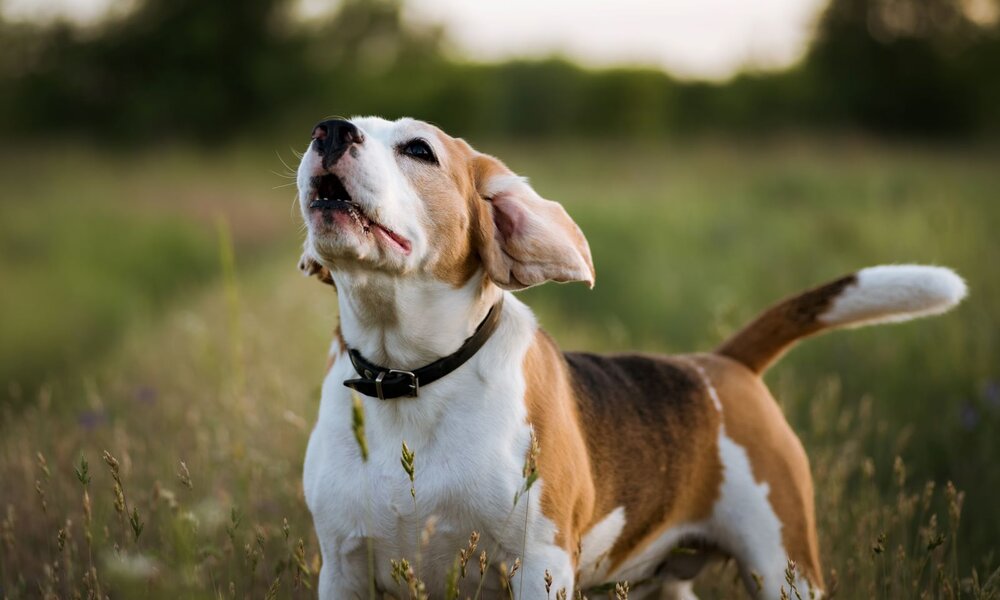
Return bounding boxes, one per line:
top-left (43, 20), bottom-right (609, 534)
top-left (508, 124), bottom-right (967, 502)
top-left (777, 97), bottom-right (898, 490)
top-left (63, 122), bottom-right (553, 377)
top-left (298, 252), bottom-right (336, 289)
top-left (471, 153), bottom-right (595, 291)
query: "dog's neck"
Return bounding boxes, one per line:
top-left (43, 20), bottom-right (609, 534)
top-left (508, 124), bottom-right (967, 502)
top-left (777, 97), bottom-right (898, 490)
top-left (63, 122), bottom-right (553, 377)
top-left (333, 269), bottom-right (502, 370)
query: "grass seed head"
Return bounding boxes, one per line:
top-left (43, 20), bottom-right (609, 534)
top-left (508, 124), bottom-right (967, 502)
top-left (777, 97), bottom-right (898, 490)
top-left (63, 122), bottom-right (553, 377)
top-left (36, 452), bottom-right (50, 479)
top-left (177, 460), bottom-right (193, 489)
top-left (523, 429), bottom-right (539, 480)
top-left (946, 481), bottom-right (964, 525)
top-left (872, 532), bottom-right (887, 555)
top-left (390, 558), bottom-right (404, 585)
top-left (401, 441), bottom-right (416, 500)
top-left (102, 450), bottom-right (119, 474)
top-left (129, 507), bottom-right (144, 541)
top-left (420, 515), bottom-right (438, 551)
top-left (351, 393), bottom-right (369, 461)
top-left (113, 483), bottom-right (125, 515)
top-left (893, 456), bottom-right (907, 489)
top-left (784, 559), bottom-right (802, 600)
top-left (35, 479), bottom-right (47, 514)
top-left (459, 530), bottom-right (479, 578)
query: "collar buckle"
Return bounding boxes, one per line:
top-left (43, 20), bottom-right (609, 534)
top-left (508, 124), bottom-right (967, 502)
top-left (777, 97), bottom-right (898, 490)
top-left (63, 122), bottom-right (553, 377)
top-left (388, 369), bottom-right (419, 398)
top-left (372, 370), bottom-right (419, 400)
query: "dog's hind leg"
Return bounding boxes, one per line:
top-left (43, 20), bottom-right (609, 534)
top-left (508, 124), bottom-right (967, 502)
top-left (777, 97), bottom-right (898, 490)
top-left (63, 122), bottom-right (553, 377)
top-left (660, 579), bottom-right (699, 600)
top-left (316, 535), bottom-right (375, 600)
top-left (706, 431), bottom-right (823, 598)
top-left (510, 544), bottom-right (575, 599)
top-left (625, 577), bottom-right (698, 600)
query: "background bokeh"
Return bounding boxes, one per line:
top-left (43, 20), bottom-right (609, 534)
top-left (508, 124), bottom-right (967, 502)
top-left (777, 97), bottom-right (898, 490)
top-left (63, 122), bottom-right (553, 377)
top-left (1, 1), bottom-right (998, 597)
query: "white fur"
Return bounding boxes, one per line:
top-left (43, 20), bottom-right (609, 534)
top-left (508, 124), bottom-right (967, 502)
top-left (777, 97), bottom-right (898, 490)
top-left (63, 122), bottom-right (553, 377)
top-left (305, 293), bottom-right (575, 598)
top-left (299, 118), bottom-right (946, 599)
top-left (297, 117), bottom-right (444, 275)
top-left (579, 361), bottom-right (810, 598)
top-left (300, 117), bottom-right (581, 598)
top-left (578, 506), bottom-right (626, 586)
top-left (710, 433), bottom-right (790, 596)
top-left (695, 367), bottom-right (815, 599)
top-left (821, 264), bottom-right (967, 328)
top-left (660, 579), bottom-right (699, 600)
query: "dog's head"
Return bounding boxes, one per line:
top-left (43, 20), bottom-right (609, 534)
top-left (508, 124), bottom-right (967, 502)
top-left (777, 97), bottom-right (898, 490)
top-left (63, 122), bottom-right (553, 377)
top-left (297, 116), bottom-right (594, 291)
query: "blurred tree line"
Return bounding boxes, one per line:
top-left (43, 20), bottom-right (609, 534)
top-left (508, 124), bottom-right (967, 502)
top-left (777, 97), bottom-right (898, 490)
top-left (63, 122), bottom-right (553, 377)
top-left (1, 0), bottom-right (998, 142)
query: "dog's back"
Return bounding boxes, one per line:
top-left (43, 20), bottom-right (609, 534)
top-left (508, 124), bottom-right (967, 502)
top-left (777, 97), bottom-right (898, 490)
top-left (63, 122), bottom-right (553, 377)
top-left (551, 265), bottom-right (967, 594)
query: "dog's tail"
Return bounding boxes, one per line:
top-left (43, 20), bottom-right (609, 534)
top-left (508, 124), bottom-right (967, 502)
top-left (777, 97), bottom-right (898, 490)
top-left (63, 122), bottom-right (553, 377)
top-left (715, 265), bottom-right (967, 375)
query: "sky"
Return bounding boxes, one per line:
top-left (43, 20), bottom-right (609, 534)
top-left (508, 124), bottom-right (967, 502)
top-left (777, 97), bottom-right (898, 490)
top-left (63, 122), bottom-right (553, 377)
top-left (3, 0), bottom-right (831, 80)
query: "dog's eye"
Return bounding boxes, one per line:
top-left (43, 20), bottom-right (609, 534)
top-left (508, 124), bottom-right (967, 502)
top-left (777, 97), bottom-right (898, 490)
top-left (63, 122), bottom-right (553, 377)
top-left (399, 139), bottom-right (437, 164)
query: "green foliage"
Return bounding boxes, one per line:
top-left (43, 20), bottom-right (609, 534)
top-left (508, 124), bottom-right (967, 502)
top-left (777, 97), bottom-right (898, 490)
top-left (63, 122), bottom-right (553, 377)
top-left (0, 145), bottom-right (288, 399)
top-left (806, 0), bottom-right (1000, 135)
top-left (0, 139), bottom-right (997, 597)
top-left (0, 0), bottom-right (309, 141)
top-left (1, 0), bottom-right (998, 142)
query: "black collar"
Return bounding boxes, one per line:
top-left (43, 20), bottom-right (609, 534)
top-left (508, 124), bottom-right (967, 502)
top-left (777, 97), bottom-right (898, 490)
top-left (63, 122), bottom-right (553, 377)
top-left (343, 297), bottom-right (504, 400)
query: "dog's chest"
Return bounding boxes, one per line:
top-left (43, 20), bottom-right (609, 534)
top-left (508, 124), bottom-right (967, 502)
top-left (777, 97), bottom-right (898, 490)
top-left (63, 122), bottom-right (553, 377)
top-left (304, 357), bottom-right (535, 592)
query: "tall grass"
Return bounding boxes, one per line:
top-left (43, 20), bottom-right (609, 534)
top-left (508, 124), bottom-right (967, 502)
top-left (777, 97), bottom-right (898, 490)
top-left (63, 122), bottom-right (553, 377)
top-left (1, 138), bottom-right (997, 597)
top-left (1, 254), bottom-right (997, 597)
top-left (0, 144), bottom-right (293, 398)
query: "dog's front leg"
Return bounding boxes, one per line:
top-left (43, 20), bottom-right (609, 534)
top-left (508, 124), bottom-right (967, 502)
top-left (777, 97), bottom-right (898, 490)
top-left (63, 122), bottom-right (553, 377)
top-left (509, 545), bottom-right (575, 599)
top-left (317, 535), bottom-right (375, 600)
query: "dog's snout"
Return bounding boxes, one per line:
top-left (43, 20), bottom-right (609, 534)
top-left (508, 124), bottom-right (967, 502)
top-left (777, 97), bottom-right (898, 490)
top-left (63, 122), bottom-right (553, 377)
top-left (312, 119), bottom-right (364, 167)
top-left (312, 119), bottom-right (364, 145)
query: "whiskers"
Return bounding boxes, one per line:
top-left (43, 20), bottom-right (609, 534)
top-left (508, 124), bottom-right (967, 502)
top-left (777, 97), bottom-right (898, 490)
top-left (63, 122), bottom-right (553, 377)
top-left (272, 148), bottom-right (307, 220)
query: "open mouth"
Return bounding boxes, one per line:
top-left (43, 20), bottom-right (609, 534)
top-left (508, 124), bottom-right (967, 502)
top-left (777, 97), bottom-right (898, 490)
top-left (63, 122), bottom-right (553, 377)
top-left (309, 174), bottom-right (368, 229)
top-left (308, 174), bottom-right (412, 254)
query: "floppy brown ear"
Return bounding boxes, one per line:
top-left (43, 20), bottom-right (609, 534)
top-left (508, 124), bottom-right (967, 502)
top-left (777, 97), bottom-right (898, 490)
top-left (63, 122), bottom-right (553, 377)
top-left (298, 252), bottom-right (336, 289)
top-left (471, 154), bottom-right (595, 291)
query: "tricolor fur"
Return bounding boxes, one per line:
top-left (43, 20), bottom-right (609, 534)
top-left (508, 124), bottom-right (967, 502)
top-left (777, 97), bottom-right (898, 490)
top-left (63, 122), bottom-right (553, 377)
top-left (295, 116), bottom-right (966, 598)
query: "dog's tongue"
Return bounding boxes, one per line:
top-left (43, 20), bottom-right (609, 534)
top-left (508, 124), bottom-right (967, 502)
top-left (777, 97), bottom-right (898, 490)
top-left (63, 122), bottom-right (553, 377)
top-left (375, 224), bottom-right (411, 255)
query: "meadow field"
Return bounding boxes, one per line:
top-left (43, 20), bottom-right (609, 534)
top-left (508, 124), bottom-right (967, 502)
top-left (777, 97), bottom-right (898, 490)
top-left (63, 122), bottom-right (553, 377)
top-left (0, 138), bottom-right (998, 598)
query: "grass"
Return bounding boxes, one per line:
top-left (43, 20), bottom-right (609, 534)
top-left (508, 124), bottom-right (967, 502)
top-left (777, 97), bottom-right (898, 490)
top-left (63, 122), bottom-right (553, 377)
top-left (0, 137), bottom-right (998, 598)
top-left (0, 144), bottom-right (295, 398)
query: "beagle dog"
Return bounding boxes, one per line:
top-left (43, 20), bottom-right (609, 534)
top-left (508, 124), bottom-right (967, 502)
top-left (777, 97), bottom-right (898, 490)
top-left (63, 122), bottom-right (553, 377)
top-left (296, 116), bottom-right (966, 599)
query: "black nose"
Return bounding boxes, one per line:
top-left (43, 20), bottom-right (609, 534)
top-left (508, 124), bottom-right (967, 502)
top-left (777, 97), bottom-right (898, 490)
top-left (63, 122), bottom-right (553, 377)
top-left (312, 119), bottom-right (364, 167)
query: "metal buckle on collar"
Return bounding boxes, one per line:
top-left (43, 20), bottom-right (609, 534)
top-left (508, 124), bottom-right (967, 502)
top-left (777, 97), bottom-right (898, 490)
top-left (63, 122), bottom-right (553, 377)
top-left (389, 369), bottom-right (419, 398)
top-left (373, 369), bottom-right (419, 400)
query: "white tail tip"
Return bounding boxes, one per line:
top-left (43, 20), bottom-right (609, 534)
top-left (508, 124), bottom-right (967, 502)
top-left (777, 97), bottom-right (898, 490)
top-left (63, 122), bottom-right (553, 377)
top-left (820, 265), bottom-right (967, 328)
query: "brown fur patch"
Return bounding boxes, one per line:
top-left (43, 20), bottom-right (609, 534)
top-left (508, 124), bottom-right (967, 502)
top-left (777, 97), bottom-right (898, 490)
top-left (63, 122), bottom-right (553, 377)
top-left (326, 325), bottom-right (346, 373)
top-left (566, 352), bottom-right (724, 570)
top-left (693, 353), bottom-right (824, 587)
top-left (522, 331), bottom-right (596, 559)
top-left (398, 132), bottom-right (479, 287)
top-left (717, 274), bottom-right (857, 373)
